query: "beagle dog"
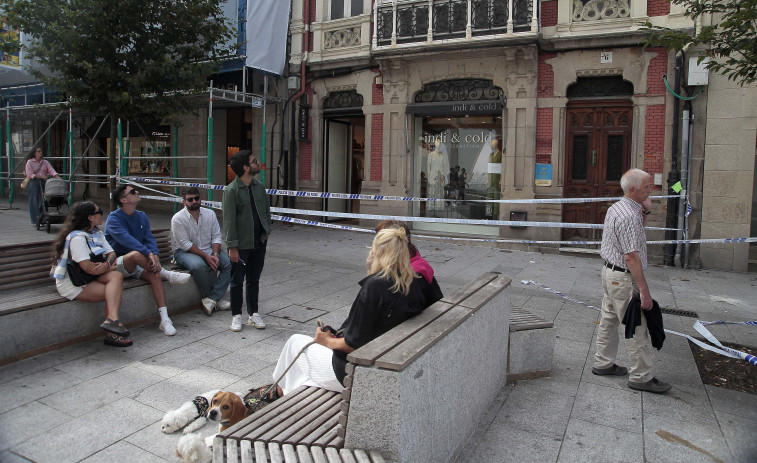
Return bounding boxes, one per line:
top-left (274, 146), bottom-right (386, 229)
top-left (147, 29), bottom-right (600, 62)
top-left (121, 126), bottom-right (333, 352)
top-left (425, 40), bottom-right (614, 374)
top-left (206, 391), bottom-right (250, 432)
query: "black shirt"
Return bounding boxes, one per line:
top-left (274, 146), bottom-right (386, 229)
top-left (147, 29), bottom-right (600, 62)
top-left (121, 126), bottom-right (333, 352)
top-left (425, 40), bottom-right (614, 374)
top-left (248, 185), bottom-right (263, 245)
top-left (332, 274), bottom-right (429, 384)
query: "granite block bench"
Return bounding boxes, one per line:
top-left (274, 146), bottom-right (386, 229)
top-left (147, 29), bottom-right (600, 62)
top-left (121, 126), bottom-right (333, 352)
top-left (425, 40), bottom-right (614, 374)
top-left (0, 229), bottom-right (200, 364)
top-left (507, 307), bottom-right (555, 382)
top-left (215, 272), bottom-right (512, 463)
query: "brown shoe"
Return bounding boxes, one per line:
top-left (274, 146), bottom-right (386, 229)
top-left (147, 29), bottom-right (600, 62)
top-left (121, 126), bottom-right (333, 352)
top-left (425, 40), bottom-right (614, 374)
top-left (592, 364), bottom-right (628, 376)
top-left (628, 377), bottom-right (671, 394)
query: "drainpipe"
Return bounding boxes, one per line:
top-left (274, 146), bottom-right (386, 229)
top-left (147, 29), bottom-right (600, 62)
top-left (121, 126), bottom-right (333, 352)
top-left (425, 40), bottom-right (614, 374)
top-left (663, 50), bottom-right (683, 266)
top-left (288, 0), bottom-right (311, 206)
top-left (675, 98), bottom-right (691, 267)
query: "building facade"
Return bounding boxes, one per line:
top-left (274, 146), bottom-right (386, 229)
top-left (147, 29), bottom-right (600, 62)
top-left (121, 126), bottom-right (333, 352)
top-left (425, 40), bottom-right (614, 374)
top-left (289, 0), bottom-right (757, 271)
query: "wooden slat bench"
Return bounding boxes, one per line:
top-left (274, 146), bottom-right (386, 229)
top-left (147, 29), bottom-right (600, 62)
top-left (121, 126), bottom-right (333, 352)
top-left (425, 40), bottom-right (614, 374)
top-left (0, 229), bottom-right (200, 364)
top-left (216, 272), bottom-right (513, 463)
top-left (507, 307), bottom-right (555, 382)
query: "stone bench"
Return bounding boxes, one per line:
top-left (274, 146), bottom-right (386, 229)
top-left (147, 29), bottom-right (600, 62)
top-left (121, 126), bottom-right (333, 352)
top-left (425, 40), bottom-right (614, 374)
top-left (0, 229), bottom-right (200, 364)
top-left (216, 272), bottom-right (512, 463)
top-left (507, 307), bottom-right (555, 382)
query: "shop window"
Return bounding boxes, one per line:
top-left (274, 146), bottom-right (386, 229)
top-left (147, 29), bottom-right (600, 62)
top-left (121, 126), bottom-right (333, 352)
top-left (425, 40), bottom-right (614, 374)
top-left (413, 115), bottom-right (504, 236)
top-left (330, 0), bottom-right (364, 20)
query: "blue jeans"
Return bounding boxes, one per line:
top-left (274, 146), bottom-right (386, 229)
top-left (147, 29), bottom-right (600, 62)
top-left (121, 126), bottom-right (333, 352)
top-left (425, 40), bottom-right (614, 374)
top-left (230, 243), bottom-right (266, 316)
top-left (174, 249), bottom-right (232, 301)
top-left (28, 178), bottom-right (46, 225)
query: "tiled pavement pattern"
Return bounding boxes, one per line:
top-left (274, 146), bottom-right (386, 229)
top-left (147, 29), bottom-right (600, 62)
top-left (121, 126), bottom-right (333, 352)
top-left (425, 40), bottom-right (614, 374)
top-left (0, 201), bottom-right (755, 462)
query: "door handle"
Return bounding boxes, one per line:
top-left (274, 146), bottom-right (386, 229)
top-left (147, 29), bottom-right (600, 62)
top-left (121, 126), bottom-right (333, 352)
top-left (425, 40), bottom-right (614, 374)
top-left (591, 149), bottom-right (597, 166)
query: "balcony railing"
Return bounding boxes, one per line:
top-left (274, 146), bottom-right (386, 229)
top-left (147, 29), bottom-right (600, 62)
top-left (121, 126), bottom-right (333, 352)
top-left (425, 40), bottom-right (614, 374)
top-left (373, 0), bottom-right (539, 49)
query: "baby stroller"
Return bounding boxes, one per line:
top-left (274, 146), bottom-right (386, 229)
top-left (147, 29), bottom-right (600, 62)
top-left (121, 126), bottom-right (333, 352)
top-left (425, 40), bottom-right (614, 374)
top-left (36, 178), bottom-right (69, 233)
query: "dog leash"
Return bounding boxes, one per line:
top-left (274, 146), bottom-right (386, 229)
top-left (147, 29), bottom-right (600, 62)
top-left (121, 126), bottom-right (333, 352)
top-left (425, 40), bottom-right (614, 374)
top-left (246, 319), bottom-right (343, 409)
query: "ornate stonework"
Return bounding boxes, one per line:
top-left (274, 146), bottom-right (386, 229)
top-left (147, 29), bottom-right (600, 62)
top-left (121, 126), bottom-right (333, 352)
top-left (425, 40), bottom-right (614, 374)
top-left (324, 27), bottom-right (361, 49)
top-left (572, 0), bottom-right (630, 22)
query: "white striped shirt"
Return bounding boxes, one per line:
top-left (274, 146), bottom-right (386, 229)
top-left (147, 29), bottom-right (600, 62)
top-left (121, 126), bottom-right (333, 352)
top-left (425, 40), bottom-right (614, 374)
top-left (600, 197), bottom-right (647, 270)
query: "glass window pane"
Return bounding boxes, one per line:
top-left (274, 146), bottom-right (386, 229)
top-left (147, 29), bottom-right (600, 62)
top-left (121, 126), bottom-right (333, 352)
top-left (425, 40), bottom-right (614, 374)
top-left (351, 0), bottom-right (363, 16)
top-left (571, 135), bottom-right (588, 180)
top-left (606, 134), bottom-right (624, 181)
top-left (331, 0), bottom-right (344, 20)
top-left (413, 115), bottom-right (503, 235)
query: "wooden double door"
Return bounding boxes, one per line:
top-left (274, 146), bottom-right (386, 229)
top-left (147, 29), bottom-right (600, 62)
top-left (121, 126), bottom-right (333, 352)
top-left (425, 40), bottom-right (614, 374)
top-left (562, 100), bottom-right (632, 241)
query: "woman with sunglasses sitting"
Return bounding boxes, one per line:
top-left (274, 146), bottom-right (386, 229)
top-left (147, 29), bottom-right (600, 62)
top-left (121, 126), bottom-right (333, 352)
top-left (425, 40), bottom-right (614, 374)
top-left (51, 201), bottom-right (132, 347)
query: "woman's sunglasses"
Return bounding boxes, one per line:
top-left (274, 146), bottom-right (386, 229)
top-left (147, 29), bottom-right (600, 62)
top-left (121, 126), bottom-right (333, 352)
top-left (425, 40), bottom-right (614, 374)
top-left (93, 208), bottom-right (104, 216)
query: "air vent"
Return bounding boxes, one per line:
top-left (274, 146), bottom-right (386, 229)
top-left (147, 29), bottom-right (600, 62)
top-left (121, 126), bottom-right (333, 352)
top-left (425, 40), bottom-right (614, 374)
top-left (661, 308), bottom-right (699, 318)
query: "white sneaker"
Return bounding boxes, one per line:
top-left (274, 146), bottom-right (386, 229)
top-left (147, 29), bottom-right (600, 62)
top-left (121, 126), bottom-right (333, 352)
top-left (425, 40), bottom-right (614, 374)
top-left (230, 315), bottom-right (242, 332)
top-left (159, 318), bottom-right (176, 336)
top-left (248, 313), bottom-right (266, 329)
top-left (201, 297), bottom-right (216, 316)
top-left (166, 270), bottom-right (191, 285)
top-left (216, 299), bottom-right (231, 311)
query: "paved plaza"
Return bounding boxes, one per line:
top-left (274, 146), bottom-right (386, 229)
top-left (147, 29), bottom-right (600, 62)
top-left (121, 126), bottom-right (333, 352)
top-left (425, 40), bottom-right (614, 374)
top-left (0, 201), bottom-right (755, 463)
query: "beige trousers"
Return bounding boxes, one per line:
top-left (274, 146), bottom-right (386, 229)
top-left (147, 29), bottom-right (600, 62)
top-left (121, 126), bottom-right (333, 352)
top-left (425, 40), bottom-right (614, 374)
top-left (594, 266), bottom-right (653, 383)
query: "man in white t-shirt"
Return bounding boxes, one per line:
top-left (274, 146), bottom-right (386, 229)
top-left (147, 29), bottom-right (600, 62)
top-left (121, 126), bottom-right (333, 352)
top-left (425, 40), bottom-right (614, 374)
top-left (171, 187), bottom-right (232, 315)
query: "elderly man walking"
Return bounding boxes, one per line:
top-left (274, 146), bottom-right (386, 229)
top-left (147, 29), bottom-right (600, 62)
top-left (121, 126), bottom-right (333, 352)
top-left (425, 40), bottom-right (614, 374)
top-left (593, 168), bottom-right (671, 394)
top-left (171, 187), bottom-right (232, 316)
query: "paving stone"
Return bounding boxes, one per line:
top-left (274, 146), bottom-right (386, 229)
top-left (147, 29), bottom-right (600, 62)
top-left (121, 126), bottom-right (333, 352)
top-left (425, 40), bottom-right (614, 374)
top-left (78, 441), bottom-right (169, 463)
top-left (39, 364), bottom-right (164, 417)
top-left (558, 418), bottom-right (643, 463)
top-left (0, 450), bottom-right (35, 463)
top-left (124, 420), bottom-right (193, 462)
top-left (553, 336), bottom-right (592, 367)
top-left (466, 420), bottom-right (562, 463)
top-left (0, 342), bottom-right (103, 386)
top-left (269, 304), bottom-right (327, 323)
top-left (0, 401), bottom-right (70, 451)
top-left (570, 381), bottom-right (642, 433)
top-left (643, 411), bottom-right (733, 463)
top-left (714, 410), bottom-right (757, 463)
top-left (9, 398), bottom-right (162, 463)
top-left (0, 368), bottom-right (83, 415)
top-left (131, 341), bottom-right (231, 379)
top-left (705, 385), bottom-right (757, 422)
top-left (209, 345), bottom-right (281, 378)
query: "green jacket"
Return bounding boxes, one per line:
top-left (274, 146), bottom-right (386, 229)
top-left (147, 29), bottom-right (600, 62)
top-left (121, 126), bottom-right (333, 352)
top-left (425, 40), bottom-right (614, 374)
top-left (222, 176), bottom-right (272, 250)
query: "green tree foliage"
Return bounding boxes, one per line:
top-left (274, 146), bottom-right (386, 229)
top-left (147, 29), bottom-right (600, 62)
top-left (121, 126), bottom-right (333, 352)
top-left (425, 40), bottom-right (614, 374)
top-left (643, 0), bottom-right (757, 85)
top-left (2, 0), bottom-right (236, 188)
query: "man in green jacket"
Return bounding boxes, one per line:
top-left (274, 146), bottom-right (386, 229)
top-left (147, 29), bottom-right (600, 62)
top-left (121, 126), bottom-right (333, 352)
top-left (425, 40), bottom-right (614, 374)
top-left (222, 150), bottom-right (272, 332)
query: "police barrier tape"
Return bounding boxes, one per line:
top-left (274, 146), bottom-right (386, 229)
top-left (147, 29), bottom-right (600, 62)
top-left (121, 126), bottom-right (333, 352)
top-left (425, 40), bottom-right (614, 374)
top-left (137, 192), bottom-right (757, 247)
top-left (121, 176), bottom-right (681, 205)
top-left (520, 280), bottom-right (757, 367)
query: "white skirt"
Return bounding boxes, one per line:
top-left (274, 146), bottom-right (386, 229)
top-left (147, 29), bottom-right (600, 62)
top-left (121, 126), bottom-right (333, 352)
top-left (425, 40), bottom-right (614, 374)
top-left (272, 334), bottom-right (344, 395)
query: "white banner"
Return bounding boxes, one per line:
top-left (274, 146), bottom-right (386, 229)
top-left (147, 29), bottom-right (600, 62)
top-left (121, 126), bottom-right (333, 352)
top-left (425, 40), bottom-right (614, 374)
top-left (246, 0), bottom-right (291, 75)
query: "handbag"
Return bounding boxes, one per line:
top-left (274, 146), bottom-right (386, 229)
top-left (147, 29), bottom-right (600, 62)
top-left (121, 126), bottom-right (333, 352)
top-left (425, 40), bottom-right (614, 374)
top-left (20, 176), bottom-right (31, 189)
top-left (66, 238), bottom-right (106, 287)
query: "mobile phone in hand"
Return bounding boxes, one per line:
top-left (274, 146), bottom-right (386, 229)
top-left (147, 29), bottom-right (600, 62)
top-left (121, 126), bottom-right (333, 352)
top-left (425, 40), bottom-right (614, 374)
top-left (317, 319), bottom-right (343, 337)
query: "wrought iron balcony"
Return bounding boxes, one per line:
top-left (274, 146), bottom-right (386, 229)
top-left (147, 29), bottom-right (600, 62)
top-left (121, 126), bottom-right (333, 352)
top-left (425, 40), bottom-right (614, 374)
top-left (373, 0), bottom-right (539, 49)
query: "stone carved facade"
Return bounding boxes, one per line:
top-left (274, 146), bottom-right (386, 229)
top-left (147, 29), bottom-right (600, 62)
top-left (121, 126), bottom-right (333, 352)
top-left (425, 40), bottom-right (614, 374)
top-left (324, 26), bottom-right (362, 49)
top-left (572, 0), bottom-right (631, 21)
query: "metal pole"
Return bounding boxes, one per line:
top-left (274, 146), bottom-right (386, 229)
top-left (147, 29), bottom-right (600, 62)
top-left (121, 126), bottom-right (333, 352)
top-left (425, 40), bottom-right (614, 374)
top-left (118, 119), bottom-right (126, 178)
top-left (68, 106), bottom-right (74, 205)
top-left (7, 106), bottom-right (14, 208)
top-left (173, 125), bottom-right (179, 213)
top-left (0, 109), bottom-right (5, 198)
top-left (207, 84), bottom-right (214, 201)
top-left (260, 75), bottom-right (267, 187)
top-left (664, 51), bottom-right (683, 266)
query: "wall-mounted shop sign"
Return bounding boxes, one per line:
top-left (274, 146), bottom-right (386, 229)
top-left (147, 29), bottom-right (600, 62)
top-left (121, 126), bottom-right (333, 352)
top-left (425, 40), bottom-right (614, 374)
top-left (298, 103), bottom-right (310, 142)
top-left (535, 163), bottom-right (552, 187)
top-left (406, 100), bottom-right (504, 116)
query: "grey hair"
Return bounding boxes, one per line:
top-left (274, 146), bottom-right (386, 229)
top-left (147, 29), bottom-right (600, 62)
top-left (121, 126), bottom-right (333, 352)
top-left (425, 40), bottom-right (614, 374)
top-left (620, 168), bottom-right (650, 193)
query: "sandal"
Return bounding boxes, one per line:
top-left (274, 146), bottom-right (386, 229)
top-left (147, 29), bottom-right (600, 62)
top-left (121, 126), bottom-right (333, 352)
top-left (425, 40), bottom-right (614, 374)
top-left (100, 318), bottom-right (129, 337)
top-left (104, 332), bottom-right (133, 347)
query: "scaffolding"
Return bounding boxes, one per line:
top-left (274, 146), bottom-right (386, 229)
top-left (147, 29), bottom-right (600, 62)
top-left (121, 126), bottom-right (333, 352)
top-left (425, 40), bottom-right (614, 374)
top-left (1, 84), bottom-right (283, 210)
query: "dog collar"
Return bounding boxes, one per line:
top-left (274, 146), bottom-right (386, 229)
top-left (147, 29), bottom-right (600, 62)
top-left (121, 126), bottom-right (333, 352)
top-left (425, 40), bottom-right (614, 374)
top-left (192, 395), bottom-right (209, 417)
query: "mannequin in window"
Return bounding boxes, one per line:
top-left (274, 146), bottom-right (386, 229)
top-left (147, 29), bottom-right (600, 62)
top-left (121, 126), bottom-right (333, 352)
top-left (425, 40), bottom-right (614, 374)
top-left (426, 139), bottom-right (448, 212)
top-left (486, 139), bottom-right (502, 219)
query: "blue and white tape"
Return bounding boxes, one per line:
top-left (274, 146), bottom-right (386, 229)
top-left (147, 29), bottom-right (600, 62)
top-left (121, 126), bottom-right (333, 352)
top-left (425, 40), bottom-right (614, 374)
top-left (121, 176), bottom-right (680, 205)
top-left (521, 280), bottom-right (756, 367)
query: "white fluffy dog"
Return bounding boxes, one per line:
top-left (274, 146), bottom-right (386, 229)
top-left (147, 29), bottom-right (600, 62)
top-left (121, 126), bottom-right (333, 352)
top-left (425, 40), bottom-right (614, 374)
top-left (161, 389), bottom-right (219, 434)
top-left (175, 433), bottom-right (212, 463)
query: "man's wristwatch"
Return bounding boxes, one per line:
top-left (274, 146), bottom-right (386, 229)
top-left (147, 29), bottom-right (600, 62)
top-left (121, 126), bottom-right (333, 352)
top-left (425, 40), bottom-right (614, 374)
top-left (211, 252), bottom-right (219, 257)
